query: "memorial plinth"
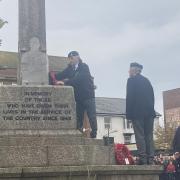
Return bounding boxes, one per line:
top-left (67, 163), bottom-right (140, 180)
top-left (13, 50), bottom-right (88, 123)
top-left (0, 85), bottom-right (115, 167)
top-left (0, 86), bottom-right (163, 180)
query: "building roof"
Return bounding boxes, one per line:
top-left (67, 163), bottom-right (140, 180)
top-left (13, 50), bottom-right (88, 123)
top-left (0, 51), bottom-right (18, 69)
top-left (96, 97), bottom-right (161, 117)
top-left (96, 97), bottom-right (126, 116)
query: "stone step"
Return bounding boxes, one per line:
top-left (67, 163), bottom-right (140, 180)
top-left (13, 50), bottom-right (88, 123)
top-left (0, 129), bottom-right (82, 137)
top-left (0, 136), bottom-right (104, 146)
top-left (0, 145), bottom-right (115, 168)
top-left (0, 165), bottom-right (163, 180)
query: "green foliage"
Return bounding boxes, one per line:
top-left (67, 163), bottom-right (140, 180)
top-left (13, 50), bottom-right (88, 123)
top-left (0, 18), bottom-right (8, 29)
top-left (0, 0), bottom-right (8, 46)
top-left (154, 123), bottom-right (177, 150)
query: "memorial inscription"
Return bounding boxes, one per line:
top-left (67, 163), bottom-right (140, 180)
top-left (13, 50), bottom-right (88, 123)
top-left (0, 86), bottom-right (76, 130)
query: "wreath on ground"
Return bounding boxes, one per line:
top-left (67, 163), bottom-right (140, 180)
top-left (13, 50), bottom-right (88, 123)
top-left (114, 144), bottom-right (134, 165)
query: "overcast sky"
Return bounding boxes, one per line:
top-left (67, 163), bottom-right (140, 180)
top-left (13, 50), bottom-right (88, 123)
top-left (0, 0), bottom-right (180, 122)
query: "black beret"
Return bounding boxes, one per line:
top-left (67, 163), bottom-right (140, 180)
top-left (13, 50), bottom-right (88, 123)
top-left (130, 62), bottom-right (143, 70)
top-left (68, 51), bottom-right (79, 58)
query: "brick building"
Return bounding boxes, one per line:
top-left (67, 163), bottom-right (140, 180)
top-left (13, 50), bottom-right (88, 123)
top-left (0, 51), bottom-right (69, 85)
top-left (163, 88), bottom-right (180, 128)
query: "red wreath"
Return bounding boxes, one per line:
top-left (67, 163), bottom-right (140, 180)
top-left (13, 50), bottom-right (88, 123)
top-left (49, 71), bottom-right (58, 85)
top-left (114, 144), bottom-right (134, 165)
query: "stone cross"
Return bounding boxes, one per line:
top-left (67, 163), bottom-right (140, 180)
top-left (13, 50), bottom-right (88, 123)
top-left (18, 0), bottom-right (49, 85)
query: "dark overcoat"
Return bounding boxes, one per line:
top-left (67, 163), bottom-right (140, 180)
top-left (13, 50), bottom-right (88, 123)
top-left (126, 74), bottom-right (156, 120)
top-left (56, 61), bottom-right (95, 102)
top-left (173, 126), bottom-right (180, 153)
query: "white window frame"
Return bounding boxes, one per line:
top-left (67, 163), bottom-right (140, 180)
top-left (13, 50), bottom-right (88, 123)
top-left (124, 134), bottom-right (132, 144)
top-left (104, 116), bottom-right (112, 130)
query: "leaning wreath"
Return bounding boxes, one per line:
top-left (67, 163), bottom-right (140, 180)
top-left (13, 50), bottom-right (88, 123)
top-left (114, 144), bottom-right (134, 165)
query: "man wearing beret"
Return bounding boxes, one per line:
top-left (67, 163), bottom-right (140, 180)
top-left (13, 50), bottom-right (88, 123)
top-left (56, 51), bottom-right (97, 138)
top-left (173, 126), bottom-right (180, 154)
top-left (126, 62), bottom-right (156, 165)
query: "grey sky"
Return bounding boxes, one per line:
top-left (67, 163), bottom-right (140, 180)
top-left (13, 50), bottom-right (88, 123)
top-left (0, 0), bottom-right (180, 121)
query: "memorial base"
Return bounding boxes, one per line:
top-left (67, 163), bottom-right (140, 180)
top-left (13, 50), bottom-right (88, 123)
top-left (0, 135), bottom-right (115, 167)
top-left (0, 85), bottom-right (163, 179)
top-left (0, 86), bottom-right (115, 167)
top-left (0, 165), bottom-right (163, 180)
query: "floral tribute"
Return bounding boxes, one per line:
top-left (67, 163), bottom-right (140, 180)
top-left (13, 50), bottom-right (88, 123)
top-left (114, 144), bottom-right (134, 165)
top-left (49, 71), bottom-right (58, 85)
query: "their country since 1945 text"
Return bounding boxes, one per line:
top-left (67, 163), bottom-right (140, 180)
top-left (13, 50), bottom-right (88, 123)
top-left (1, 91), bottom-right (72, 121)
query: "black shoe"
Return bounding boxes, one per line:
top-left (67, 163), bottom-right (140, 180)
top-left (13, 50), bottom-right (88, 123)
top-left (138, 158), bottom-right (148, 165)
top-left (90, 132), bottom-right (97, 138)
top-left (148, 158), bottom-right (155, 165)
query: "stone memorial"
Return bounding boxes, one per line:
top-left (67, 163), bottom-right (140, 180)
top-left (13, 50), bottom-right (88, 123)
top-left (0, 0), bottom-right (114, 167)
top-left (18, 0), bottom-right (48, 85)
top-left (0, 0), bottom-right (163, 179)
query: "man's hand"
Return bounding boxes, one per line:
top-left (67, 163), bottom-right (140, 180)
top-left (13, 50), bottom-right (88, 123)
top-left (56, 81), bottom-right (64, 86)
top-left (62, 78), bottom-right (69, 83)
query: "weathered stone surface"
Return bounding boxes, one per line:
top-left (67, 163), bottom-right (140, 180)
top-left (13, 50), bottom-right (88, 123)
top-left (0, 165), bottom-right (163, 179)
top-left (0, 86), bottom-right (76, 132)
top-left (20, 37), bottom-right (49, 85)
top-left (0, 136), bottom-right (104, 146)
top-left (83, 138), bottom-right (104, 146)
top-left (48, 145), bottom-right (115, 166)
top-left (0, 129), bottom-right (81, 137)
top-left (19, 0), bottom-right (46, 52)
top-left (0, 145), bottom-right (115, 168)
top-left (98, 175), bottom-right (159, 180)
top-left (0, 146), bottom-right (47, 168)
top-left (18, 0), bottom-right (48, 85)
top-left (0, 167), bottom-right (22, 178)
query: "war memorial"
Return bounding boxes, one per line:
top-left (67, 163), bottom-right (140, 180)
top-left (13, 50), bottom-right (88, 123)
top-left (0, 0), bottom-right (162, 179)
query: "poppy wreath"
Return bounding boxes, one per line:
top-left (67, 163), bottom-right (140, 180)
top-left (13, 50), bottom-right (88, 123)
top-left (114, 144), bottom-right (134, 165)
top-left (49, 71), bottom-right (58, 85)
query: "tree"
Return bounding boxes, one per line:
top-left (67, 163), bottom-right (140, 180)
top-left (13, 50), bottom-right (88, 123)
top-left (0, 0), bottom-right (8, 46)
top-left (154, 123), bottom-right (177, 150)
top-left (0, 18), bottom-right (7, 28)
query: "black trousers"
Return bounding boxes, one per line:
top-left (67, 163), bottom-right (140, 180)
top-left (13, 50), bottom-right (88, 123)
top-left (132, 116), bottom-right (154, 164)
top-left (76, 98), bottom-right (97, 137)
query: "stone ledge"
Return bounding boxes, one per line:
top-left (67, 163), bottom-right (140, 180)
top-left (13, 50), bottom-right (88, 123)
top-left (0, 145), bottom-right (115, 167)
top-left (0, 130), bottom-right (82, 137)
top-left (48, 145), bottom-right (115, 166)
top-left (0, 136), bottom-right (104, 146)
top-left (0, 165), bottom-right (163, 178)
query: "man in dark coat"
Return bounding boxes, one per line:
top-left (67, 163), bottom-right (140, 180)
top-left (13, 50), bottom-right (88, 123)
top-left (126, 62), bottom-right (156, 165)
top-left (173, 126), bottom-right (180, 180)
top-left (56, 51), bottom-right (97, 138)
top-left (174, 152), bottom-right (180, 180)
top-left (173, 126), bottom-right (180, 153)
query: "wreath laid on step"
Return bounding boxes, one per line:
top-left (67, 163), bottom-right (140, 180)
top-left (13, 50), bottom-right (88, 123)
top-left (114, 144), bottom-right (134, 165)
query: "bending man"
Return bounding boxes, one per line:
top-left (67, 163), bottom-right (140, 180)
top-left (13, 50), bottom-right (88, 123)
top-left (56, 51), bottom-right (97, 138)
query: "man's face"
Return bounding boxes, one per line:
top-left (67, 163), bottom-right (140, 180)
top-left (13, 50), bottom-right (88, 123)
top-left (69, 55), bottom-right (79, 65)
top-left (129, 67), bottom-right (136, 77)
